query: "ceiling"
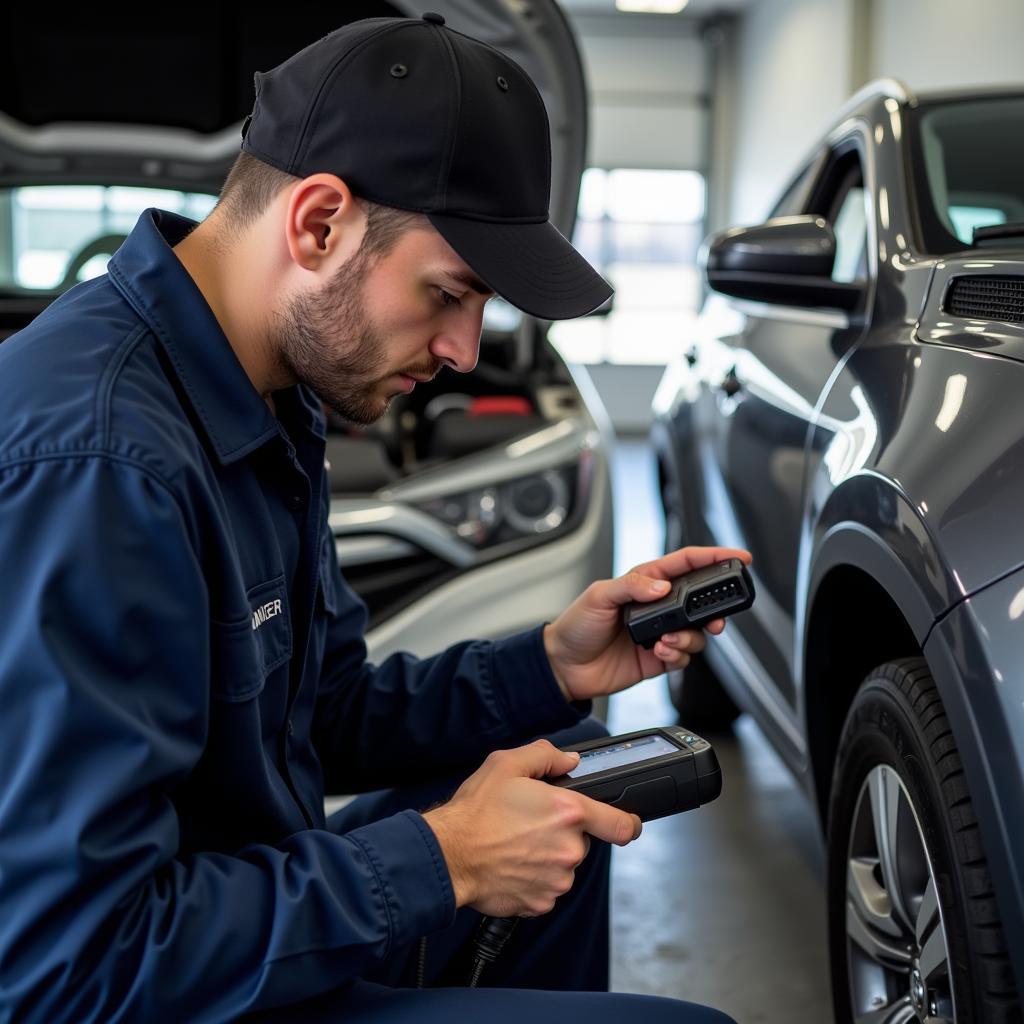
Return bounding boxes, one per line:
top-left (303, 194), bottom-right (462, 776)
top-left (557, 0), bottom-right (750, 17)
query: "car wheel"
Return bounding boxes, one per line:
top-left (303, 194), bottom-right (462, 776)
top-left (660, 486), bottom-right (740, 733)
top-left (827, 658), bottom-right (1021, 1024)
top-left (667, 653), bottom-right (740, 732)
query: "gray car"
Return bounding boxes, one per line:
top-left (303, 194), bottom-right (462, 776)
top-left (651, 80), bottom-right (1024, 1022)
top-left (0, 1), bottom-right (613, 666)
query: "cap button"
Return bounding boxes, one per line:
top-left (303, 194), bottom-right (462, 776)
top-left (422, 11), bottom-right (445, 25)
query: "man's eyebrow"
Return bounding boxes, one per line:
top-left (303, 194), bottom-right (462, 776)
top-left (442, 269), bottom-right (495, 296)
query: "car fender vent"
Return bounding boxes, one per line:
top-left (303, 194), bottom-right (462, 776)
top-left (944, 275), bottom-right (1024, 322)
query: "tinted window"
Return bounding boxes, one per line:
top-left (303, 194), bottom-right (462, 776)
top-left (909, 96), bottom-right (1024, 252)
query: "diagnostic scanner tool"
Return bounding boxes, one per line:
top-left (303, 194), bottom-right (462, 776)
top-left (550, 727), bottom-right (722, 822)
top-left (623, 557), bottom-right (755, 650)
top-left (469, 728), bottom-right (722, 987)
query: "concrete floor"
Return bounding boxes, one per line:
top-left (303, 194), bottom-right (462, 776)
top-left (606, 440), bottom-right (834, 1024)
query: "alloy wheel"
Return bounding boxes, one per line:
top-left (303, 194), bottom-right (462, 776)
top-left (845, 764), bottom-right (956, 1024)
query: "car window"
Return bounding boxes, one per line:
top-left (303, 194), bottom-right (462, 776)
top-left (808, 152), bottom-right (868, 286)
top-left (1, 185), bottom-right (217, 294)
top-left (909, 95), bottom-right (1024, 252)
top-left (830, 177), bottom-right (867, 284)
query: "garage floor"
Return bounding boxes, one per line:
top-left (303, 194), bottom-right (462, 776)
top-left (606, 440), bottom-right (833, 1024)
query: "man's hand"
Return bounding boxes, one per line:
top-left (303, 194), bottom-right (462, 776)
top-left (543, 546), bottom-right (752, 703)
top-left (422, 739), bottom-right (641, 917)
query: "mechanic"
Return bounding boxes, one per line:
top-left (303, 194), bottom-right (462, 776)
top-left (0, 15), bottom-right (748, 1024)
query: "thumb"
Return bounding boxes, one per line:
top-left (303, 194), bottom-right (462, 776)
top-left (597, 571), bottom-right (672, 610)
top-left (549, 747), bottom-right (583, 779)
top-left (502, 739), bottom-right (582, 779)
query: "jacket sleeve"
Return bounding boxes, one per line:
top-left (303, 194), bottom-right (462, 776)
top-left (0, 455), bottom-right (454, 1023)
top-left (311, 528), bottom-right (589, 794)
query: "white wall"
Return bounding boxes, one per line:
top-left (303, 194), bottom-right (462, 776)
top-left (566, 12), bottom-right (708, 170)
top-left (728, 0), bottom-right (855, 225)
top-left (870, 0), bottom-right (1024, 92)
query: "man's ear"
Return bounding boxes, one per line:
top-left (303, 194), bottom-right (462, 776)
top-left (284, 174), bottom-right (364, 272)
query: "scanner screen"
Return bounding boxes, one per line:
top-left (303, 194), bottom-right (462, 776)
top-left (567, 734), bottom-right (678, 778)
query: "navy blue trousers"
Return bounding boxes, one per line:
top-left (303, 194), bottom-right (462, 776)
top-left (245, 719), bottom-right (736, 1023)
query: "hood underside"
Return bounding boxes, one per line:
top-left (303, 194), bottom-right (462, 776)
top-left (0, 1), bottom-right (587, 238)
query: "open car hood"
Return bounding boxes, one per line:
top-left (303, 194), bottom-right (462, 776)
top-left (0, 1), bottom-right (588, 241)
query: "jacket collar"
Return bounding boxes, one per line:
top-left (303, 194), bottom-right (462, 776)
top-left (108, 209), bottom-right (324, 464)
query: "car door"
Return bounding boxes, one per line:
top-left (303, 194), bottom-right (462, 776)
top-left (693, 131), bottom-right (873, 751)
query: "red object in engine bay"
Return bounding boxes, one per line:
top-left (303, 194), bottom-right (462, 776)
top-left (468, 396), bottom-right (533, 417)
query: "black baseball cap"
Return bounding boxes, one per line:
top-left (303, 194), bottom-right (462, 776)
top-left (241, 13), bottom-right (612, 320)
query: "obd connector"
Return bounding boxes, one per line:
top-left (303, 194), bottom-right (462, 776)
top-left (623, 557), bottom-right (754, 649)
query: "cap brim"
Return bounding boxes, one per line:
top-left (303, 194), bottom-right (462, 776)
top-left (428, 214), bottom-right (613, 321)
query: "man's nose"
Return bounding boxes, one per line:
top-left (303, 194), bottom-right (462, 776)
top-left (429, 312), bottom-right (483, 374)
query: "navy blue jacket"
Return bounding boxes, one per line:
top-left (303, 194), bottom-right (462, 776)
top-left (0, 210), bottom-right (584, 1022)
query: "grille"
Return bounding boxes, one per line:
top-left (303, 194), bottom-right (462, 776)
top-left (945, 276), bottom-right (1024, 322)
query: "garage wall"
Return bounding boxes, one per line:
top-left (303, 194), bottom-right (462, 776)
top-left (727, 0), bottom-right (855, 225)
top-left (568, 12), bottom-right (708, 172)
top-left (723, 0), bottom-right (1024, 228)
top-left (556, 11), bottom-right (711, 435)
top-left (869, 0), bottom-right (1024, 92)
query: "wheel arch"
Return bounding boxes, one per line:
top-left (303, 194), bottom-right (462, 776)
top-left (803, 556), bottom-right (922, 825)
top-left (803, 510), bottom-right (1024, 996)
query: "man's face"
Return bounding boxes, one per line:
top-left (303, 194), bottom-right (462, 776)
top-left (273, 225), bottom-right (493, 424)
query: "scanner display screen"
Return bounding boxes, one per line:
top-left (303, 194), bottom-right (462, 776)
top-left (567, 734), bottom-right (679, 779)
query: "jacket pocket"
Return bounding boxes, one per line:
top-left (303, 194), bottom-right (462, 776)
top-left (246, 575), bottom-right (293, 676)
top-left (210, 575), bottom-right (293, 700)
top-left (209, 615), bottom-right (265, 702)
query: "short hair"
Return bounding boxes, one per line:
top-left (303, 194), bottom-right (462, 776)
top-left (213, 150), bottom-right (425, 256)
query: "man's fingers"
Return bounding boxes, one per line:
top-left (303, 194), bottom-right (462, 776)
top-left (633, 545), bottom-right (751, 582)
top-left (653, 643), bottom-right (691, 669)
top-left (493, 739), bottom-right (581, 779)
top-left (577, 795), bottom-right (642, 846)
top-left (596, 570), bottom-right (672, 610)
top-left (658, 630), bottom-right (705, 653)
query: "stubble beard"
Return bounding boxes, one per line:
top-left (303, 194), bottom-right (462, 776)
top-left (272, 248), bottom-right (428, 426)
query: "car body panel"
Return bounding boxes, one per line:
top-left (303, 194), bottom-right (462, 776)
top-left (918, 252), bottom-right (1024, 365)
top-left (809, 338), bottom-right (1024, 606)
top-left (653, 79), bottom-right (1024, 993)
top-left (366, 441), bottom-right (612, 659)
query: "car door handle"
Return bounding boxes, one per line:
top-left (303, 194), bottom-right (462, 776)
top-left (717, 368), bottom-right (742, 398)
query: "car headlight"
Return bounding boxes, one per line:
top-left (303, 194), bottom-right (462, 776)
top-left (331, 419), bottom-right (601, 574)
top-left (417, 466), bottom-right (575, 550)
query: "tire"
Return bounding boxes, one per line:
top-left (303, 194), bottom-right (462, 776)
top-left (660, 489), bottom-right (740, 734)
top-left (827, 658), bottom-right (1021, 1024)
top-left (667, 652), bottom-right (740, 733)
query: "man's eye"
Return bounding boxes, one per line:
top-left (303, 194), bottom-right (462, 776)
top-left (438, 289), bottom-right (462, 308)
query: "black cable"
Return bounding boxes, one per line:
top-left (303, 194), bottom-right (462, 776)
top-left (467, 915), bottom-right (519, 987)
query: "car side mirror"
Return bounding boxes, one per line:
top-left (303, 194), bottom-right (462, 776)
top-left (703, 216), bottom-right (862, 312)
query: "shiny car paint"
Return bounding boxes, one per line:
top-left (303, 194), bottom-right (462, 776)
top-left (651, 79), bottom-right (1024, 990)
